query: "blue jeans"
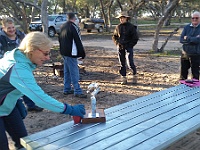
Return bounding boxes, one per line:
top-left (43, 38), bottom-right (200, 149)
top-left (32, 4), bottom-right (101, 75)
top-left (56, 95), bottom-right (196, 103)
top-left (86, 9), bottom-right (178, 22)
top-left (23, 95), bottom-right (36, 109)
top-left (0, 106), bottom-right (27, 150)
top-left (118, 47), bottom-right (136, 76)
top-left (63, 56), bottom-right (82, 95)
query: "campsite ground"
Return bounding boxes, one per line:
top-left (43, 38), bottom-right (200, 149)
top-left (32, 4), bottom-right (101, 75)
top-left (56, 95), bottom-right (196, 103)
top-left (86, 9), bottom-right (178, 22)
top-left (9, 31), bottom-right (200, 150)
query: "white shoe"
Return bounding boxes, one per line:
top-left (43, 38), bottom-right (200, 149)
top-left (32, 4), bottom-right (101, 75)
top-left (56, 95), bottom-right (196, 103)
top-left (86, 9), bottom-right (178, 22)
top-left (121, 76), bottom-right (127, 85)
top-left (133, 75), bottom-right (137, 84)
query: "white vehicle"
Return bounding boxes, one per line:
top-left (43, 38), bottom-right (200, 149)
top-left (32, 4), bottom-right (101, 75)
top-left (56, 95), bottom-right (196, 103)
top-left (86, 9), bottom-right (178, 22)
top-left (29, 14), bottom-right (79, 37)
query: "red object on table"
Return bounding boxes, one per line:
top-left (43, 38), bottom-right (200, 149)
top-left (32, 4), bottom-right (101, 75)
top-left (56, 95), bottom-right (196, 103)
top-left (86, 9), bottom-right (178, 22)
top-left (72, 116), bottom-right (81, 124)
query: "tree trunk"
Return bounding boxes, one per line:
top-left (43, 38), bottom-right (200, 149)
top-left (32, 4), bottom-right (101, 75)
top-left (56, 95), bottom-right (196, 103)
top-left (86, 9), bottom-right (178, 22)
top-left (159, 27), bottom-right (180, 52)
top-left (53, 3), bottom-right (58, 14)
top-left (99, 0), bottom-right (109, 32)
top-left (152, 0), bottom-right (180, 52)
top-left (31, 0), bottom-right (38, 22)
top-left (86, 6), bottom-right (90, 18)
top-left (107, 0), bottom-right (114, 32)
top-left (164, 16), bottom-right (171, 26)
top-left (164, 7), bottom-right (176, 26)
top-left (116, 0), bottom-right (123, 11)
top-left (128, 0), bottom-right (147, 26)
top-left (62, 0), bottom-right (66, 13)
top-left (41, 0), bottom-right (48, 35)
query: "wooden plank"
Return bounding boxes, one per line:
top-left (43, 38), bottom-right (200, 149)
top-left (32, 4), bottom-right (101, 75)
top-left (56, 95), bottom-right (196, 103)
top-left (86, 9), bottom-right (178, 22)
top-left (82, 109), bottom-right (106, 124)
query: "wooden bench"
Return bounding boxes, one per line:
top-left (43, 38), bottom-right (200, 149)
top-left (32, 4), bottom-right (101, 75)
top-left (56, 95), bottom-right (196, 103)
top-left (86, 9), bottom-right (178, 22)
top-left (44, 62), bottom-right (86, 78)
top-left (20, 84), bottom-right (200, 150)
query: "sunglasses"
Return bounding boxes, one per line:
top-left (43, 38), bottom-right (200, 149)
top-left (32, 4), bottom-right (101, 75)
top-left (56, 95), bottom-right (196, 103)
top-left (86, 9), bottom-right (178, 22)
top-left (38, 49), bottom-right (51, 56)
top-left (192, 17), bottom-right (199, 20)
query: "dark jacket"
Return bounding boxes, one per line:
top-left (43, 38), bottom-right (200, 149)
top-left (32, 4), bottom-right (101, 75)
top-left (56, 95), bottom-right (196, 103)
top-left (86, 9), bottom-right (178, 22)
top-left (59, 21), bottom-right (85, 59)
top-left (0, 29), bottom-right (25, 58)
top-left (112, 22), bottom-right (139, 48)
top-left (180, 23), bottom-right (200, 55)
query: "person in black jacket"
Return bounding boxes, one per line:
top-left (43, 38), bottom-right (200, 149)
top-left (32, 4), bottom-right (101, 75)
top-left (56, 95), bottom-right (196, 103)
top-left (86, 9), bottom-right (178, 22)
top-left (179, 11), bottom-right (200, 80)
top-left (112, 11), bottom-right (139, 85)
top-left (0, 17), bottom-right (43, 112)
top-left (59, 13), bottom-right (87, 98)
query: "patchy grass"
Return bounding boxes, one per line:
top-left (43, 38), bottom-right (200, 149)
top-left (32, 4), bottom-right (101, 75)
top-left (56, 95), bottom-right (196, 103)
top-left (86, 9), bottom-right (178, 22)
top-left (147, 49), bottom-right (181, 57)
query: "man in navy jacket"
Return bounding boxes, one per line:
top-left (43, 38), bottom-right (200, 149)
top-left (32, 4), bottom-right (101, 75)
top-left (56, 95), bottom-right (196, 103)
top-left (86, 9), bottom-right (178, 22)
top-left (180, 11), bottom-right (200, 80)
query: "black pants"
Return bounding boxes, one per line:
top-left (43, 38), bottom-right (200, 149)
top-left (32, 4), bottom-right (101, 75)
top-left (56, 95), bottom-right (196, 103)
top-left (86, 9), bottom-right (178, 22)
top-left (118, 47), bottom-right (136, 77)
top-left (0, 106), bottom-right (27, 150)
top-left (180, 53), bottom-right (200, 80)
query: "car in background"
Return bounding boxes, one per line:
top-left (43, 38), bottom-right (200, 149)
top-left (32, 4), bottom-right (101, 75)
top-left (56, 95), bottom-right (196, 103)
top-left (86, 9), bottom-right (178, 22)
top-left (80, 18), bottom-right (104, 33)
top-left (29, 14), bottom-right (79, 37)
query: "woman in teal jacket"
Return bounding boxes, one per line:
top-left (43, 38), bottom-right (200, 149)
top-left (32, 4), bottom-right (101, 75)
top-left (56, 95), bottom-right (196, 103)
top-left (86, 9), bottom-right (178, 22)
top-left (0, 31), bottom-right (85, 150)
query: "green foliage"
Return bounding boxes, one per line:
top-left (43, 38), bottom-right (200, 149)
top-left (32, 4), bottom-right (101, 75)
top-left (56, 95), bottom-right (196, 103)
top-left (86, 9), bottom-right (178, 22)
top-left (112, 17), bottom-right (191, 26)
top-left (137, 17), bottom-right (191, 25)
top-left (147, 49), bottom-right (181, 57)
top-left (148, 50), bottom-right (181, 57)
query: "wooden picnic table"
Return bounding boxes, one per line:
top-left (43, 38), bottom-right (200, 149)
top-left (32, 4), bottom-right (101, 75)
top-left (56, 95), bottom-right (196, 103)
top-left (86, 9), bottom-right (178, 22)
top-left (20, 84), bottom-right (200, 150)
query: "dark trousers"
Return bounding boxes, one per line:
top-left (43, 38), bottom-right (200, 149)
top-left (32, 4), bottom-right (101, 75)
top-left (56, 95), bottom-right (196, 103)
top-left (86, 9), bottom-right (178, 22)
top-left (180, 53), bottom-right (200, 80)
top-left (118, 47), bottom-right (136, 77)
top-left (0, 106), bottom-right (27, 150)
top-left (23, 95), bottom-right (36, 108)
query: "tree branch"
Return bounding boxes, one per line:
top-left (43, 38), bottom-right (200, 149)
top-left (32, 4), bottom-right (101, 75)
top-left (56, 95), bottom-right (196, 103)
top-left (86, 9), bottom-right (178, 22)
top-left (14, 0), bottom-right (41, 10)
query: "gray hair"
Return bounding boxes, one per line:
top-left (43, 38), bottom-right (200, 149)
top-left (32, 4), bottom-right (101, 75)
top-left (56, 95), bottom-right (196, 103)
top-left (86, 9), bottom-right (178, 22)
top-left (192, 11), bottom-right (200, 17)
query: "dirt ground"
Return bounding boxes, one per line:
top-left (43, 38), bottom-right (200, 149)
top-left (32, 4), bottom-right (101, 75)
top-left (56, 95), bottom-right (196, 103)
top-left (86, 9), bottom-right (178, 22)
top-left (9, 33), bottom-right (200, 150)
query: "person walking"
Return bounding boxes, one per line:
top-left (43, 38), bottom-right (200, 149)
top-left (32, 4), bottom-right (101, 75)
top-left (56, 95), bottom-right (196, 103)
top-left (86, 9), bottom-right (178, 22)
top-left (59, 13), bottom-right (87, 98)
top-left (112, 11), bottom-right (139, 85)
top-left (0, 17), bottom-right (43, 112)
top-left (180, 11), bottom-right (200, 80)
top-left (0, 31), bottom-right (85, 150)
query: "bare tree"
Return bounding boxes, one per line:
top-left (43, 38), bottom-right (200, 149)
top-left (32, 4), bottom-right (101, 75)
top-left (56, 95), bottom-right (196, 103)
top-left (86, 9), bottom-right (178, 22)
top-left (116, 0), bottom-right (123, 11)
top-left (31, 0), bottom-right (39, 22)
top-left (0, 0), bottom-right (41, 33)
top-left (0, 0), bottom-right (28, 33)
top-left (107, 0), bottom-right (114, 29)
top-left (152, 0), bottom-right (180, 52)
top-left (99, 0), bottom-right (107, 31)
top-left (62, 0), bottom-right (66, 13)
top-left (127, 0), bottom-right (147, 25)
top-left (15, 0), bottom-right (41, 9)
top-left (98, 0), bottom-right (115, 32)
top-left (41, 0), bottom-right (48, 35)
top-left (53, 0), bottom-right (59, 14)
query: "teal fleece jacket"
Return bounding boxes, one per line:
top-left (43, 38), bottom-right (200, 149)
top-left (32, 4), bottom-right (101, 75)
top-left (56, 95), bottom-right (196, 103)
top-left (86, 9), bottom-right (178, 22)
top-left (0, 48), bottom-right (66, 116)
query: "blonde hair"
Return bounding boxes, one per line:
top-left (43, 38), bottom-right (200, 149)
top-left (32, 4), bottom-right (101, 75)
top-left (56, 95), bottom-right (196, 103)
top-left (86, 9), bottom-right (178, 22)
top-left (1, 17), bottom-right (15, 27)
top-left (18, 32), bottom-right (53, 58)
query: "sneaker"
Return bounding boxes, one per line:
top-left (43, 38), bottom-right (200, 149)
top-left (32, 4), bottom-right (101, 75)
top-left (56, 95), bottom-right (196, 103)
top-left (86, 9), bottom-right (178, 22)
top-left (133, 75), bottom-right (137, 84)
top-left (27, 106), bottom-right (43, 112)
top-left (63, 90), bottom-right (74, 95)
top-left (121, 76), bottom-right (127, 85)
top-left (74, 93), bottom-right (87, 98)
